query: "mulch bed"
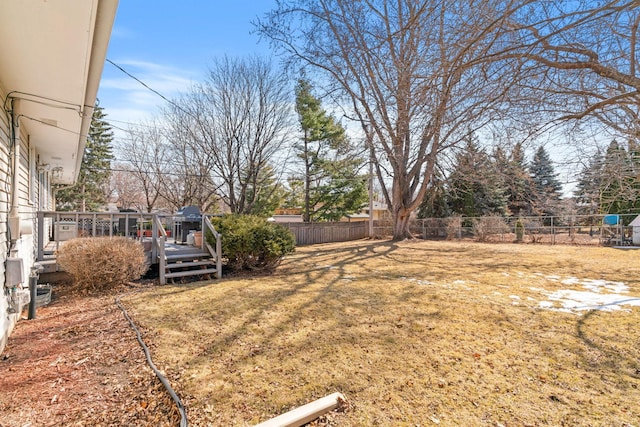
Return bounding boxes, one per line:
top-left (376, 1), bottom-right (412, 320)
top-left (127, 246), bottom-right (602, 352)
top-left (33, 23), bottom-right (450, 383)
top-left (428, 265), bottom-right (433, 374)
top-left (0, 279), bottom-right (180, 427)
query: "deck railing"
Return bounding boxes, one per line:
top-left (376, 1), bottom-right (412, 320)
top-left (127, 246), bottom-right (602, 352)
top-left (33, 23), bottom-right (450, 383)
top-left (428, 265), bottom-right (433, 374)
top-left (36, 212), bottom-right (222, 274)
top-left (37, 211), bottom-right (167, 261)
top-left (152, 215), bottom-right (168, 284)
top-left (203, 215), bottom-right (223, 279)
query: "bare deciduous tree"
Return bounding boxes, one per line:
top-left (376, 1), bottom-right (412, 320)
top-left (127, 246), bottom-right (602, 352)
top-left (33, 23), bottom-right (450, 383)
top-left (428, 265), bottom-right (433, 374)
top-left (160, 105), bottom-right (218, 212)
top-left (165, 56), bottom-right (291, 215)
top-left (257, 0), bottom-right (525, 239)
top-left (505, 1), bottom-right (640, 140)
top-left (116, 123), bottom-right (164, 212)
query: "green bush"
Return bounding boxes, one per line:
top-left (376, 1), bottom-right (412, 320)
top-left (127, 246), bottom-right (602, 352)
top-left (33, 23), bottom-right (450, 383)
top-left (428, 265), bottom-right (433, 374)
top-left (57, 237), bottom-right (148, 291)
top-left (207, 215), bottom-right (295, 272)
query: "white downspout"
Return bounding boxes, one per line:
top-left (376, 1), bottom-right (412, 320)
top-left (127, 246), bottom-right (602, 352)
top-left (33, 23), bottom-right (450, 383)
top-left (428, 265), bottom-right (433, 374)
top-left (8, 98), bottom-right (21, 246)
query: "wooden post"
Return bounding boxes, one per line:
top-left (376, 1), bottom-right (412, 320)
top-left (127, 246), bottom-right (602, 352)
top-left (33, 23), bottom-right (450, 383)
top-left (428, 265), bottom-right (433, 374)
top-left (159, 235), bottom-right (166, 285)
top-left (216, 232), bottom-right (222, 279)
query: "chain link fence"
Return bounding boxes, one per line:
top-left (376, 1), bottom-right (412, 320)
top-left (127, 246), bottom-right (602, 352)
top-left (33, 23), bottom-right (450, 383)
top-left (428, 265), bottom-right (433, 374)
top-left (373, 213), bottom-right (640, 246)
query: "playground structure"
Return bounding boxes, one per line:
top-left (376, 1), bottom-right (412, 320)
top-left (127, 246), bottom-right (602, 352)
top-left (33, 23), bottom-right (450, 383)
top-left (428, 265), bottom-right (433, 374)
top-left (599, 214), bottom-right (640, 246)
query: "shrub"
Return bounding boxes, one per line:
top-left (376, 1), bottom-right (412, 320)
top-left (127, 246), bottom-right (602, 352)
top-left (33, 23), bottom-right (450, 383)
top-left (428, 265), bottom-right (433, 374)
top-left (515, 218), bottom-right (525, 242)
top-left (57, 237), bottom-right (148, 290)
top-left (446, 216), bottom-right (462, 240)
top-left (207, 214), bottom-right (295, 272)
top-left (472, 215), bottom-right (508, 242)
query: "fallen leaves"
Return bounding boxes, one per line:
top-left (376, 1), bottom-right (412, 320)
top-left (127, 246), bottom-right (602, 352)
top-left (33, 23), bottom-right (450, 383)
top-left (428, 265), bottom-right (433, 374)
top-left (0, 281), bottom-right (179, 426)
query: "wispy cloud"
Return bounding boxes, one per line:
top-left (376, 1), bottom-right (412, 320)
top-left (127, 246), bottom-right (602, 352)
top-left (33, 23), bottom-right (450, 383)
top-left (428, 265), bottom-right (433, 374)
top-left (98, 59), bottom-right (198, 136)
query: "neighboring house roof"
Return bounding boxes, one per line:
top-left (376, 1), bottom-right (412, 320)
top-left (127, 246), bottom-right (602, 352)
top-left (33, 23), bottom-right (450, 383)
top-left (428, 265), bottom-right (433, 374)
top-left (271, 215), bottom-right (304, 223)
top-left (630, 215), bottom-right (640, 227)
top-left (0, 0), bottom-right (118, 184)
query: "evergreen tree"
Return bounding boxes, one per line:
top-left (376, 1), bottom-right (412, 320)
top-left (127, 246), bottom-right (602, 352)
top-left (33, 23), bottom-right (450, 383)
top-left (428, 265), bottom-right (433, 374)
top-left (243, 164), bottom-right (284, 217)
top-left (56, 105), bottom-right (114, 211)
top-left (598, 140), bottom-right (640, 215)
top-left (294, 79), bottom-right (367, 222)
top-left (282, 177), bottom-right (305, 210)
top-left (494, 143), bottom-right (534, 217)
top-left (574, 150), bottom-right (604, 215)
top-left (447, 134), bottom-right (507, 217)
top-left (417, 168), bottom-right (449, 218)
top-left (529, 146), bottom-right (562, 217)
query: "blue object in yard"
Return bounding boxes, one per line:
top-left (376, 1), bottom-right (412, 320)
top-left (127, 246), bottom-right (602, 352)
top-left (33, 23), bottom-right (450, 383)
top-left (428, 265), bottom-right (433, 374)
top-left (603, 214), bottom-right (620, 225)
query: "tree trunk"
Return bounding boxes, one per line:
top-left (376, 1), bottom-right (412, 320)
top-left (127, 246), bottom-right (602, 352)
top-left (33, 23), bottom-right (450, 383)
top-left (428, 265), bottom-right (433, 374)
top-left (303, 132), bottom-right (311, 222)
top-left (391, 204), bottom-right (412, 241)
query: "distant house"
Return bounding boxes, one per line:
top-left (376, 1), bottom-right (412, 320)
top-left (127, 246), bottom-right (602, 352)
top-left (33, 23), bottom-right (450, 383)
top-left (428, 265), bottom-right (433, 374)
top-left (272, 201), bottom-right (391, 223)
top-left (345, 200), bottom-right (390, 222)
top-left (0, 1), bottom-right (118, 354)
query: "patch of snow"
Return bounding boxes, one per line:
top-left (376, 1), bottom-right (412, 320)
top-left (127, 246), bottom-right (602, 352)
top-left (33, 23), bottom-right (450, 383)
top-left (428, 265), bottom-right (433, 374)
top-left (560, 277), bottom-right (581, 286)
top-left (538, 276), bottom-right (640, 314)
top-left (509, 295), bottom-right (521, 300)
top-left (581, 279), bottom-right (627, 293)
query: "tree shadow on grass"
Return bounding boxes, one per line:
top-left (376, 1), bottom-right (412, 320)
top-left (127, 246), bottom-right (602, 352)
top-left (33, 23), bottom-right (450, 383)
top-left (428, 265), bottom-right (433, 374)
top-left (576, 309), bottom-right (640, 382)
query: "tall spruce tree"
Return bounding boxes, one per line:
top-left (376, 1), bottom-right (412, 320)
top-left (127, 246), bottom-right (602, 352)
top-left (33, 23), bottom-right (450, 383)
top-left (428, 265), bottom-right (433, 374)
top-left (598, 140), bottom-right (640, 215)
top-left (494, 143), bottom-right (534, 217)
top-left (417, 168), bottom-right (449, 218)
top-left (242, 164), bottom-right (284, 217)
top-left (294, 79), bottom-right (367, 222)
top-left (529, 146), bottom-right (562, 217)
top-left (56, 105), bottom-right (114, 211)
top-left (447, 134), bottom-right (507, 217)
top-left (574, 150), bottom-right (604, 216)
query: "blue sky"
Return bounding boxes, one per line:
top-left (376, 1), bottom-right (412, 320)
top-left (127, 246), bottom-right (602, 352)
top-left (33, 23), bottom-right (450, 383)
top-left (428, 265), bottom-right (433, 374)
top-left (98, 1), bottom-right (277, 133)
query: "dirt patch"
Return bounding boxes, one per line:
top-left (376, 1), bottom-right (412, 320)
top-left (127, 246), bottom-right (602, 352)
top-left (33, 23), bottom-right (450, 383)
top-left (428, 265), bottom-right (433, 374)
top-left (0, 281), bottom-right (179, 426)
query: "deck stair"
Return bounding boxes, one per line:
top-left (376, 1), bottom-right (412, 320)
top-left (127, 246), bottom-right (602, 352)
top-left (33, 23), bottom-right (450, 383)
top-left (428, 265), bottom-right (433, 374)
top-left (163, 249), bottom-right (219, 281)
top-left (35, 211), bottom-right (222, 284)
top-left (156, 215), bottom-right (222, 285)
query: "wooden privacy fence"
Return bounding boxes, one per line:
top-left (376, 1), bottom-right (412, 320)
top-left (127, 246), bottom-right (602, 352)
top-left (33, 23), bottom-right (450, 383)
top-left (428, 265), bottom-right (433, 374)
top-left (280, 222), bottom-right (368, 246)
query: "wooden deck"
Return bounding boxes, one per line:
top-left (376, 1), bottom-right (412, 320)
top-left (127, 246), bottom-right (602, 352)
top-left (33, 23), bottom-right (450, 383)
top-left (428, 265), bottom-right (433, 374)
top-left (38, 238), bottom-right (209, 274)
top-left (36, 211), bottom-right (222, 283)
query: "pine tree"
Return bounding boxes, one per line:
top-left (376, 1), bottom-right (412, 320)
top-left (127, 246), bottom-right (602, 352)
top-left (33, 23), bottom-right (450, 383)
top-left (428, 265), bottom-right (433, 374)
top-left (243, 164), bottom-right (284, 217)
top-left (574, 150), bottom-right (604, 215)
top-left (56, 105), bottom-right (114, 211)
top-left (294, 79), bottom-right (367, 222)
top-left (494, 143), bottom-right (535, 217)
top-left (447, 134), bottom-right (507, 217)
top-left (529, 146), bottom-right (562, 217)
top-left (598, 140), bottom-right (640, 215)
top-left (417, 168), bottom-right (449, 218)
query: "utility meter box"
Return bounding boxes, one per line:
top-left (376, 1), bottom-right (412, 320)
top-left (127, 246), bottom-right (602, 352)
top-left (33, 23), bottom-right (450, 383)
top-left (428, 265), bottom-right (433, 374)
top-left (5, 257), bottom-right (24, 287)
top-left (55, 221), bottom-right (78, 241)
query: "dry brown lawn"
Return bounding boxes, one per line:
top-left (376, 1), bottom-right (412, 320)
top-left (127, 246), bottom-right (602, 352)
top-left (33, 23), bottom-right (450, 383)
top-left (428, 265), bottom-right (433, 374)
top-left (122, 240), bottom-right (640, 426)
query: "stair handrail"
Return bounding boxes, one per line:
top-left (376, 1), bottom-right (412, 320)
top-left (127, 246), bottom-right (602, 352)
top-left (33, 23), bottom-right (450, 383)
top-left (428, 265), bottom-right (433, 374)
top-left (153, 215), bottom-right (167, 285)
top-left (203, 215), bottom-right (222, 279)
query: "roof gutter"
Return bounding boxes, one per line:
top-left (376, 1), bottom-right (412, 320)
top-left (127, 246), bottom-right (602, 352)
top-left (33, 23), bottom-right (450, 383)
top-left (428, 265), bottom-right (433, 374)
top-left (72, 0), bottom-right (119, 182)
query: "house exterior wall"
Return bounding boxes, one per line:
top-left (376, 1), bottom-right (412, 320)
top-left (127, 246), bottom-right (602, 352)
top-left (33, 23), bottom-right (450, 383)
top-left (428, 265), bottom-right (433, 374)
top-left (0, 84), bottom-right (49, 354)
top-left (0, 84), bottom-right (16, 353)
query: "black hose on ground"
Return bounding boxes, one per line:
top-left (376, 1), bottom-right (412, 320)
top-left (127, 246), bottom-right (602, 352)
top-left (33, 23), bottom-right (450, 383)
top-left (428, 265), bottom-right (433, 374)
top-left (115, 296), bottom-right (188, 427)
